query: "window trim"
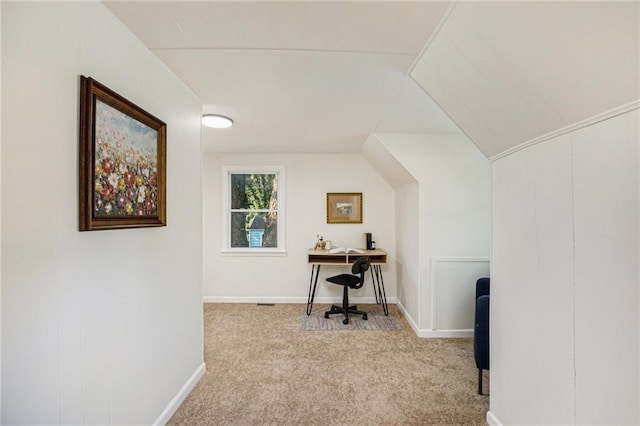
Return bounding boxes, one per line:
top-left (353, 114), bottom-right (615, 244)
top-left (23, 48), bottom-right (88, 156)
top-left (221, 165), bottom-right (286, 255)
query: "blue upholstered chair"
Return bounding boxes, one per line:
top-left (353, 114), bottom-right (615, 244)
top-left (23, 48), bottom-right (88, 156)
top-left (474, 277), bottom-right (490, 395)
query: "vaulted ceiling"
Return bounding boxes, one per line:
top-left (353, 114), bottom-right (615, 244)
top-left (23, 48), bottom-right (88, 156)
top-left (411, 1), bottom-right (640, 159)
top-left (104, 1), bottom-right (460, 154)
top-left (104, 1), bottom-right (639, 158)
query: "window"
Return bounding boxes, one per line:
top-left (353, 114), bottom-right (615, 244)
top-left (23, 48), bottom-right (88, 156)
top-left (222, 166), bottom-right (285, 254)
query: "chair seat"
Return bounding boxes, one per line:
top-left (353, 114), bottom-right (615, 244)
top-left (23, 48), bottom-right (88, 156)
top-left (326, 274), bottom-right (361, 288)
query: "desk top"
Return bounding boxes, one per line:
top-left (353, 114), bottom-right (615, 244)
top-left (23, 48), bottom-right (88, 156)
top-left (307, 248), bottom-right (387, 265)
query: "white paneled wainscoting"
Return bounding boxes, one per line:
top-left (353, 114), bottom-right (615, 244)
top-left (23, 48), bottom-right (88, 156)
top-left (422, 257), bottom-right (490, 338)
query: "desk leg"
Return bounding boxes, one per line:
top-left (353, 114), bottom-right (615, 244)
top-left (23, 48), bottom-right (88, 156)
top-left (370, 268), bottom-right (381, 304)
top-left (306, 264), bottom-right (321, 315)
top-left (372, 265), bottom-right (389, 316)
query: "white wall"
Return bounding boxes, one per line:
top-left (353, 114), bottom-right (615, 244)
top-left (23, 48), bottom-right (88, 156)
top-left (376, 134), bottom-right (491, 334)
top-left (2, 3), bottom-right (203, 425)
top-left (0, 3), bottom-right (3, 421)
top-left (394, 182), bottom-right (420, 327)
top-left (202, 153), bottom-right (396, 304)
top-left (490, 109), bottom-right (639, 425)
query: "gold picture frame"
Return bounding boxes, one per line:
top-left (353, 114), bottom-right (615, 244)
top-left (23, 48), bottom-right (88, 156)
top-left (326, 192), bottom-right (363, 224)
top-left (79, 76), bottom-right (167, 231)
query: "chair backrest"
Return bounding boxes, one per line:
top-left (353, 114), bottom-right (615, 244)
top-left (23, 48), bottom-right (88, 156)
top-left (351, 256), bottom-right (371, 274)
top-left (351, 256), bottom-right (371, 289)
top-left (475, 277), bottom-right (490, 300)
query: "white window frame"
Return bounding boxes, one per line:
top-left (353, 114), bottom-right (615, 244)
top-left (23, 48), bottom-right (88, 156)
top-left (221, 165), bottom-right (286, 256)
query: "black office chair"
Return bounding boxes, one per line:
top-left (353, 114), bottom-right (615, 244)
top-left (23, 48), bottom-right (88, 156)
top-left (324, 256), bottom-right (371, 324)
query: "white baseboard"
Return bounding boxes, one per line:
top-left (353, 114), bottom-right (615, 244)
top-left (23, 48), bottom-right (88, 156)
top-left (202, 296), bottom-right (397, 305)
top-left (396, 301), bottom-right (419, 333)
top-left (486, 411), bottom-right (503, 426)
top-left (418, 329), bottom-right (473, 338)
top-left (203, 296), bottom-right (305, 304)
top-left (153, 362), bottom-right (206, 426)
top-left (396, 301), bottom-right (473, 338)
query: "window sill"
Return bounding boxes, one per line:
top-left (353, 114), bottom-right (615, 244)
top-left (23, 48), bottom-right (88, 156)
top-left (221, 249), bottom-right (287, 257)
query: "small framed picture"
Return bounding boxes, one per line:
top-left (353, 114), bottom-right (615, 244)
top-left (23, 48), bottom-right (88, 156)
top-left (326, 193), bottom-right (363, 224)
top-left (79, 76), bottom-right (167, 231)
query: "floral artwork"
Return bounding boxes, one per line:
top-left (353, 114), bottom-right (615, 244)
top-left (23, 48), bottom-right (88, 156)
top-left (94, 100), bottom-right (158, 217)
top-left (79, 76), bottom-right (166, 231)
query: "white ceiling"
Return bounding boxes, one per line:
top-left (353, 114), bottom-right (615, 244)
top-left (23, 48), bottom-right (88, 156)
top-left (411, 1), bottom-right (640, 159)
top-left (104, 1), bottom-right (461, 153)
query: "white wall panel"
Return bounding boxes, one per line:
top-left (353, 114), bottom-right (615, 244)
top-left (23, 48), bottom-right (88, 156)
top-left (2, 3), bottom-right (203, 424)
top-left (492, 135), bottom-right (575, 424)
top-left (572, 112), bottom-right (639, 424)
top-left (492, 146), bottom-right (547, 423)
top-left (432, 258), bottom-right (489, 331)
top-left (530, 139), bottom-right (576, 426)
top-left (491, 110), bottom-right (639, 425)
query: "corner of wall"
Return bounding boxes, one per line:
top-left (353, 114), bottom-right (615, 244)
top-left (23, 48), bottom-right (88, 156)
top-left (486, 411), bottom-right (504, 426)
top-left (153, 363), bottom-right (206, 426)
top-left (360, 134), bottom-right (416, 188)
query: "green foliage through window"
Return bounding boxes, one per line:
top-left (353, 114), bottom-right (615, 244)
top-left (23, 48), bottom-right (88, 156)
top-left (230, 173), bottom-right (278, 248)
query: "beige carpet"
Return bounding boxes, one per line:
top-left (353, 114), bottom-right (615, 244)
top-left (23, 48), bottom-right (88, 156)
top-left (301, 308), bottom-right (402, 330)
top-left (169, 303), bottom-right (489, 426)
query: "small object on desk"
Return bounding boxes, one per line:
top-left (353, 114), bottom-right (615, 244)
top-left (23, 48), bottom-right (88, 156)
top-left (313, 234), bottom-right (326, 250)
top-left (329, 247), bottom-right (364, 254)
top-left (370, 241), bottom-right (375, 250)
top-left (363, 232), bottom-right (372, 250)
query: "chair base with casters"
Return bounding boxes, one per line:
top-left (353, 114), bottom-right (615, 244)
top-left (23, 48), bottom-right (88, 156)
top-left (323, 256), bottom-right (371, 325)
top-left (324, 285), bottom-right (368, 324)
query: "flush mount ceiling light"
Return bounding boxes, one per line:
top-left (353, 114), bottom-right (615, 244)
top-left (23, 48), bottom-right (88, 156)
top-left (202, 114), bottom-right (233, 129)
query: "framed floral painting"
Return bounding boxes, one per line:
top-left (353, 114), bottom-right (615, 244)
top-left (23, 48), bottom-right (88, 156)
top-left (326, 192), bottom-right (363, 224)
top-left (79, 76), bottom-right (166, 231)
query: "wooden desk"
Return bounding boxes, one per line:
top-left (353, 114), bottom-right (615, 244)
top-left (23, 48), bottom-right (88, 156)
top-left (306, 248), bottom-right (389, 316)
